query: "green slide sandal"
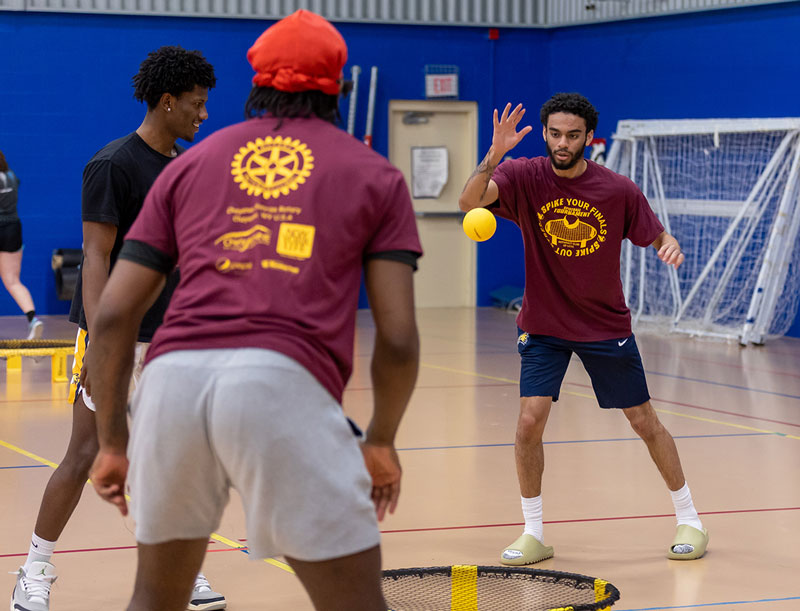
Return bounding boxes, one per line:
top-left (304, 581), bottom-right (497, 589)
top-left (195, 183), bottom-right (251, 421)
top-left (500, 534), bottom-right (554, 566)
top-left (667, 524), bottom-right (709, 560)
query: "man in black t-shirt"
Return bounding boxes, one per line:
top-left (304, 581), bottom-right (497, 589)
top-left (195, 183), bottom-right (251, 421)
top-left (67, 132), bottom-right (183, 343)
top-left (10, 47), bottom-right (225, 611)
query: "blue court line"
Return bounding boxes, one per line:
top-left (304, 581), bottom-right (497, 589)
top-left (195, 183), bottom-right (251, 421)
top-left (616, 595), bottom-right (800, 610)
top-left (0, 464), bottom-right (49, 470)
top-left (645, 369), bottom-right (800, 400)
top-left (398, 432), bottom-right (768, 452)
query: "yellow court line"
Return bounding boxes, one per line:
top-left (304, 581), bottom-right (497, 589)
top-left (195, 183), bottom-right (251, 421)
top-left (564, 390), bottom-right (597, 400)
top-left (0, 439), bottom-right (59, 469)
top-left (421, 362), bottom-right (517, 384)
top-left (421, 362), bottom-right (594, 398)
top-left (263, 557), bottom-right (294, 572)
top-left (207, 532), bottom-right (293, 573)
top-left (0, 438), bottom-right (295, 574)
top-left (652, 407), bottom-right (800, 440)
top-left (420, 362), bottom-right (799, 439)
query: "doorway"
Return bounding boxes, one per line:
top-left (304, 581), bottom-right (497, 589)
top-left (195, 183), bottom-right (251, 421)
top-left (389, 99), bottom-right (479, 308)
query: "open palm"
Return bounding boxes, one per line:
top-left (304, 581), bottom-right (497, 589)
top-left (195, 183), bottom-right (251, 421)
top-left (493, 102), bottom-right (533, 157)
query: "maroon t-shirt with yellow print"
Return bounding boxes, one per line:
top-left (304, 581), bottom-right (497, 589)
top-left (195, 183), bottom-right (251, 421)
top-left (124, 116), bottom-right (422, 402)
top-left (492, 157), bottom-right (663, 341)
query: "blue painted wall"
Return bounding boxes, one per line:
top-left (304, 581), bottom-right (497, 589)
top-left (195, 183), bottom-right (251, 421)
top-left (0, 12), bottom-right (535, 316)
top-left (1, 4), bottom-right (799, 336)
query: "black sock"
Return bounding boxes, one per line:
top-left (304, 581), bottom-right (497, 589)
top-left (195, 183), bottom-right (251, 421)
top-left (25, 310), bottom-right (36, 323)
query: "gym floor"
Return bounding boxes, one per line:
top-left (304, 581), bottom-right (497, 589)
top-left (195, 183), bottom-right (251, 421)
top-left (2, 308), bottom-right (799, 610)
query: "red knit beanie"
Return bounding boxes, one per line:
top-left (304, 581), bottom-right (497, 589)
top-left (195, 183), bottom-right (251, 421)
top-left (247, 10), bottom-right (348, 95)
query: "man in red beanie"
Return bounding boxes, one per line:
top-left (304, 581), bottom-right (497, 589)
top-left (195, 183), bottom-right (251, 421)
top-left (87, 10), bottom-right (421, 611)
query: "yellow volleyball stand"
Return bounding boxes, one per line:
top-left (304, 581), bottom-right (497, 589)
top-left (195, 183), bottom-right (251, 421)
top-left (383, 565), bottom-right (620, 611)
top-left (0, 340), bottom-right (74, 383)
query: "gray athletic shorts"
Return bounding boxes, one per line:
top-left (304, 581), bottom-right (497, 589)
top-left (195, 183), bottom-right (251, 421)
top-left (127, 348), bottom-right (380, 562)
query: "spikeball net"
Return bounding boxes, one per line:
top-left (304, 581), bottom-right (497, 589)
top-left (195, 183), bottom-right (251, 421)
top-left (0, 339), bottom-right (74, 353)
top-left (1, 339), bottom-right (75, 382)
top-left (382, 565), bottom-right (620, 611)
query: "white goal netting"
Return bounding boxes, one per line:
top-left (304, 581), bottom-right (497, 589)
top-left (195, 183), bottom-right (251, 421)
top-left (606, 118), bottom-right (800, 344)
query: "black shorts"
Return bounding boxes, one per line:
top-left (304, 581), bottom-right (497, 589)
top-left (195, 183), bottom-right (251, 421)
top-left (517, 330), bottom-right (650, 409)
top-left (0, 220), bottom-right (23, 252)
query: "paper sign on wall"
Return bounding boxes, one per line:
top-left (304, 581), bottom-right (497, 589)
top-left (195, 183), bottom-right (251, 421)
top-left (411, 146), bottom-right (449, 199)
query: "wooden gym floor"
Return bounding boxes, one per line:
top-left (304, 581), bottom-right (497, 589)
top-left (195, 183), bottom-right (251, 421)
top-left (1, 308), bottom-right (799, 610)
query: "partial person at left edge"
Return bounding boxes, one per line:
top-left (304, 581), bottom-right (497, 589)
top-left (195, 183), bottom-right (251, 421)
top-left (0, 149), bottom-right (43, 340)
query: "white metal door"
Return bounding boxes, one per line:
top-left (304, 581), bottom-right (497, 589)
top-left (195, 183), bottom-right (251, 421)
top-left (389, 99), bottom-right (478, 308)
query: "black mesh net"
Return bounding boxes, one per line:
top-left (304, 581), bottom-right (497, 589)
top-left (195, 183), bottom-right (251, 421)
top-left (383, 566), bottom-right (620, 611)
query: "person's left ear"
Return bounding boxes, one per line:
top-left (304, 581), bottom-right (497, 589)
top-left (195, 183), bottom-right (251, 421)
top-left (159, 93), bottom-right (173, 114)
top-left (339, 79), bottom-right (354, 97)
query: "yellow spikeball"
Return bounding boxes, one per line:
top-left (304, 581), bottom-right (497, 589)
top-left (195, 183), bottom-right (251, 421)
top-left (462, 207), bottom-right (497, 242)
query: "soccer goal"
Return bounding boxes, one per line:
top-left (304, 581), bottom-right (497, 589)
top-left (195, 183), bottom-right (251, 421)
top-left (606, 118), bottom-right (800, 345)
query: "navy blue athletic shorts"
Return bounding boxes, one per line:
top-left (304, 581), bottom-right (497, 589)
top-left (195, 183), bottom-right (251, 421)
top-left (517, 330), bottom-right (650, 409)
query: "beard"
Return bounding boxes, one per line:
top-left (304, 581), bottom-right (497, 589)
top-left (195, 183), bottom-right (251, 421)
top-left (546, 142), bottom-right (586, 170)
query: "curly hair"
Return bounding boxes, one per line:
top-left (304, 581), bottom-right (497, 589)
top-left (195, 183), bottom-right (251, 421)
top-left (244, 86), bottom-right (340, 125)
top-left (540, 93), bottom-right (598, 133)
top-left (133, 46), bottom-right (216, 109)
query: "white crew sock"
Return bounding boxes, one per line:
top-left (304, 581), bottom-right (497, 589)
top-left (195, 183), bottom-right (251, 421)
top-left (521, 495), bottom-right (544, 543)
top-left (670, 482), bottom-right (703, 532)
top-left (24, 534), bottom-right (56, 571)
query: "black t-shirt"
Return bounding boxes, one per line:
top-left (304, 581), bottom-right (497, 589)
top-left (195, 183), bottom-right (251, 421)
top-left (68, 132), bottom-right (182, 341)
top-left (0, 170), bottom-right (20, 222)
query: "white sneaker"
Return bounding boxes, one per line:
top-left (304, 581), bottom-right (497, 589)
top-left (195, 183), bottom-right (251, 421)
top-left (10, 561), bottom-right (57, 611)
top-left (26, 318), bottom-right (44, 340)
top-left (187, 573), bottom-right (226, 610)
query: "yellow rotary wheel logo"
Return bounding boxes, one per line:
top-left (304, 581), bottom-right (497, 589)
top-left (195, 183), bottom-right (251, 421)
top-left (231, 136), bottom-right (314, 200)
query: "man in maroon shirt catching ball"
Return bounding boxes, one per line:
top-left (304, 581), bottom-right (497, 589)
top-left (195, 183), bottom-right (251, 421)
top-left (460, 93), bottom-right (708, 566)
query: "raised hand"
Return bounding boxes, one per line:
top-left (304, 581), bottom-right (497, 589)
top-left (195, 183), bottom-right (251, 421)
top-left (492, 103), bottom-right (533, 158)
